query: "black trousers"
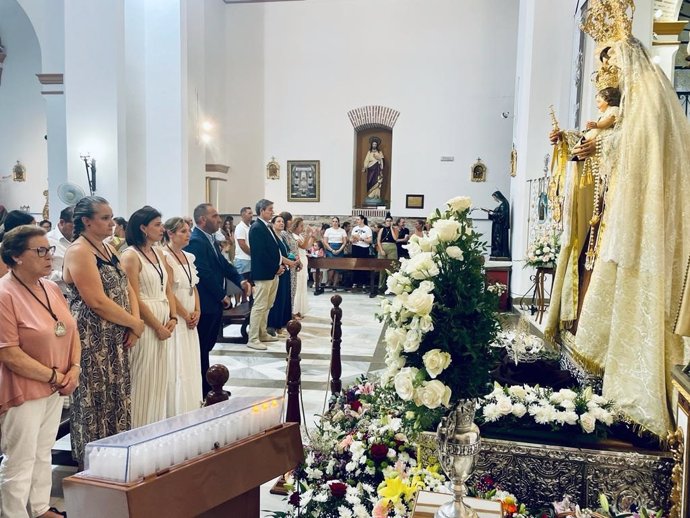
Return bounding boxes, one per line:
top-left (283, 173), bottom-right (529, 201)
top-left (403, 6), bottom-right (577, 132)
top-left (197, 310), bottom-right (222, 396)
top-left (351, 245), bottom-right (370, 285)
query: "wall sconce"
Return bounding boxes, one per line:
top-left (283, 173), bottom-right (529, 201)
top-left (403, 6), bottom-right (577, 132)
top-left (199, 119), bottom-right (215, 145)
top-left (80, 153), bottom-right (97, 195)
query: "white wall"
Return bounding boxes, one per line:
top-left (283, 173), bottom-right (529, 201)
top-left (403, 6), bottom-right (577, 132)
top-left (222, 0), bottom-right (518, 219)
top-left (223, 3), bottom-right (266, 213)
top-left (0, 0), bottom-right (47, 215)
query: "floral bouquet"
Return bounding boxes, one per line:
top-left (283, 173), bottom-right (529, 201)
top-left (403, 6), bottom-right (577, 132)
top-left (379, 196), bottom-right (502, 411)
top-left (275, 378), bottom-right (448, 518)
top-left (525, 229), bottom-right (560, 268)
top-left (477, 383), bottom-right (618, 434)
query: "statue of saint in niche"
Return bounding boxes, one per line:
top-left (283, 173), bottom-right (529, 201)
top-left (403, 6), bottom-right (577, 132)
top-left (362, 136), bottom-right (385, 206)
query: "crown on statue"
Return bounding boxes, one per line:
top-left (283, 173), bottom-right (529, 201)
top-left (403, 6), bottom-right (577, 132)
top-left (581, 0), bottom-right (635, 45)
top-left (593, 63), bottom-right (620, 90)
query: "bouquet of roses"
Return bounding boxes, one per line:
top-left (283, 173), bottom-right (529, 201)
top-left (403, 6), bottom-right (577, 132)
top-left (379, 196), bottom-right (502, 411)
top-left (525, 229), bottom-right (560, 267)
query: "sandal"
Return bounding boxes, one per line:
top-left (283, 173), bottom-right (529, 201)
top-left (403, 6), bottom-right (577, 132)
top-left (47, 507), bottom-right (67, 517)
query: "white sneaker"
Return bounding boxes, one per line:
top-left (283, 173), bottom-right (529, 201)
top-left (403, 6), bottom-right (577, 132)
top-left (247, 341), bottom-right (268, 351)
top-left (260, 335), bottom-right (279, 342)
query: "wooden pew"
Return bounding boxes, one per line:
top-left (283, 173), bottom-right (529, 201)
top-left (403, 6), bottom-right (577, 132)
top-left (307, 256), bottom-right (397, 297)
top-left (217, 301), bottom-right (251, 344)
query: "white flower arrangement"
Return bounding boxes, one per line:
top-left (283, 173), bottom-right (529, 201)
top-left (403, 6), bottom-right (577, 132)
top-left (525, 229), bottom-right (560, 268)
top-left (379, 196), bottom-right (502, 410)
top-left (478, 383), bottom-right (618, 434)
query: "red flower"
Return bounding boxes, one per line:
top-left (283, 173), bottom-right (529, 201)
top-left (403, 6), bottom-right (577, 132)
top-left (349, 399), bottom-right (362, 412)
top-left (288, 492), bottom-right (300, 507)
top-left (329, 481), bottom-right (348, 498)
top-left (370, 443), bottom-right (389, 462)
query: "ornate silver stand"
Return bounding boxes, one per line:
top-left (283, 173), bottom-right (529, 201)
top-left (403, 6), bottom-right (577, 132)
top-left (435, 400), bottom-right (481, 518)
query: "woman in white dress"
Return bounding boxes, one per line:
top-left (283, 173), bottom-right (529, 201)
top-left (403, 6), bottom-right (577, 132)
top-left (122, 206), bottom-right (177, 428)
top-left (162, 217), bottom-right (202, 415)
top-left (291, 218), bottom-right (314, 318)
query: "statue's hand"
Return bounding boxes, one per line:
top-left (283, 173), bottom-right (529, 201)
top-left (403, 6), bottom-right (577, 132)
top-left (573, 138), bottom-right (596, 159)
top-left (548, 129), bottom-right (562, 145)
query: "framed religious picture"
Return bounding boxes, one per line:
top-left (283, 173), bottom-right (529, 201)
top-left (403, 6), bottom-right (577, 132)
top-left (287, 160), bottom-right (320, 202)
top-left (266, 157), bottom-right (280, 180)
top-left (470, 159), bottom-right (487, 182)
top-left (12, 161), bottom-right (26, 182)
top-left (405, 194), bottom-right (424, 209)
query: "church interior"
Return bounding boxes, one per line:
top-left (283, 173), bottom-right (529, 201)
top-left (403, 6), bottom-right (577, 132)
top-left (2, 0), bottom-right (690, 516)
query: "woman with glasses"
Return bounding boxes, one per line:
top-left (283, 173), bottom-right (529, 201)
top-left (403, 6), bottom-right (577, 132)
top-left (0, 211), bottom-right (36, 278)
top-left (63, 196), bottom-right (144, 468)
top-left (0, 226), bottom-right (79, 518)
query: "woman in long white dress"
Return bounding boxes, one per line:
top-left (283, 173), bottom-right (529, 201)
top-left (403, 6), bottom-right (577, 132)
top-left (122, 206), bottom-right (177, 428)
top-left (162, 218), bottom-right (202, 415)
top-left (291, 218), bottom-right (314, 318)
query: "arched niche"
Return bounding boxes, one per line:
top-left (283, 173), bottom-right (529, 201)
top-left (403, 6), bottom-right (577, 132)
top-left (348, 105), bottom-right (399, 209)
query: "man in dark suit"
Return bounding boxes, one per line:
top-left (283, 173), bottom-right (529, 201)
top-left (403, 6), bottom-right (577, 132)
top-left (185, 203), bottom-right (250, 395)
top-left (247, 198), bottom-right (283, 349)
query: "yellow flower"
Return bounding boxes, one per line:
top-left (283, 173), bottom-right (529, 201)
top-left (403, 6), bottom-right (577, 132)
top-left (377, 475), bottom-right (417, 504)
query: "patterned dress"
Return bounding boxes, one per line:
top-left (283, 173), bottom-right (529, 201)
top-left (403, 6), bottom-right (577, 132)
top-left (69, 255), bottom-right (131, 466)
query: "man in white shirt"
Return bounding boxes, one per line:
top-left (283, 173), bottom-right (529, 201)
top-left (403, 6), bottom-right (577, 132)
top-left (350, 214), bottom-right (373, 291)
top-left (234, 206), bottom-right (253, 281)
top-left (46, 206), bottom-right (75, 295)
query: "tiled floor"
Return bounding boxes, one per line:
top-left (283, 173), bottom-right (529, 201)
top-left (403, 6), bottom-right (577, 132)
top-left (48, 290), bottom-right (387, 516)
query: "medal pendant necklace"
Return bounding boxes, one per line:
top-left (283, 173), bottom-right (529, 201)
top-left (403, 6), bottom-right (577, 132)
top-left (167, 244), bottom-right (194, 296)
top-left (136, 245), bottom-right (165, 292)
top-left (12, 272), bottom-right (67, 337)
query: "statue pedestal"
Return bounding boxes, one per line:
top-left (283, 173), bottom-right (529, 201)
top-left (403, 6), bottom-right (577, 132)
top-left (671, 365), bottom-right (690, 517)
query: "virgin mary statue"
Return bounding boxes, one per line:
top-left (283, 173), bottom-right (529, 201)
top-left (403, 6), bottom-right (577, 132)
top-left (546, 0), bottom-right (690, 437)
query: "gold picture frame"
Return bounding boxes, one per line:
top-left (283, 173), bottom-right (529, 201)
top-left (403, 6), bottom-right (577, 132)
top-left (287, 160), bottom-right (320, 202)
top-left (471, 158), bottom-right (487, 182)
top-left (405, 194), bottom-right (425, 209)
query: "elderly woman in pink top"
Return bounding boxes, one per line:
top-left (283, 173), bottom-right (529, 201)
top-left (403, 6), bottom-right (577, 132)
top-left (0, 226), bottom-right (80, 518)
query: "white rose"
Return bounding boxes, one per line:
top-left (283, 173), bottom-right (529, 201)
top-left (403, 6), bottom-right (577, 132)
top-left (403, 329), bottom-right (422, 352)
top-left (403, 252), bottom-right (440, 280)
top-left (431, 219), bottom-right (461, 242)
top-left (579, 412), bottom-right (596, 433)
top-left (418, 280), bottom-right (435, 294)
top-left (495, 397), bottom-right (513, 416)
top-left (385, 327), bottom-right (407, 355)
top-left (386, 272), bottom-right (408, 295)
top-left (418, 315), bottom-right (434, 332)
top-left (420, 380), bottom-right (451, 409)
top-left (446, 196), bottom-right (472, 212)
top-left (404, 288), bottom-right (434, 316)
top-left (422, 349), bottom-right (452, 378)
top-left (405, 240), bottom-right (422, 257)
top-left (507, 385), bottom-right (527, 400)
top-left (394, 367), bottom-right (418, 401)
top-left (511, 402), bottom-right (527, 418)
top-left (446, 246), bottom-right (464, 260)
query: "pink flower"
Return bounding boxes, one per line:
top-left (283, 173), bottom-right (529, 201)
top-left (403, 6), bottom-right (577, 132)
top-left (373, 500), bottom-right (389, 518)
top-left (338, 434), bottom-right (353, 451)
top-left (360, 382), bottom-right (375, 395)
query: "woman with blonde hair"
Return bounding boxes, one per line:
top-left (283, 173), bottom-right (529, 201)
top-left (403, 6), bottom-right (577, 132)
top-left (291, 217), bottom-right (314, 319)
top-left (162, 217), bottom-right (202, 414)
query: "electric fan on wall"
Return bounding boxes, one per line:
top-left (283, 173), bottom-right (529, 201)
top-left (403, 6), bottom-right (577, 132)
top-left (57, 183), bottom-right (86, 205)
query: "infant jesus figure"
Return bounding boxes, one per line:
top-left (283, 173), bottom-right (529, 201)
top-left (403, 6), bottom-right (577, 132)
top-left (584, 86), bottom-right (621, 140)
